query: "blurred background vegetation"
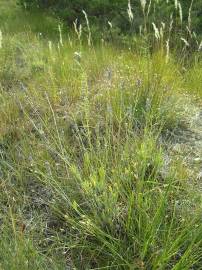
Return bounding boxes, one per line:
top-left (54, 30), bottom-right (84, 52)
top-left (17, 0), bottom-right (202, 36)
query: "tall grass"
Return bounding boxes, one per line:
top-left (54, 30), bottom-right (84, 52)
top-left (0, 0), bottom-right (202, 269)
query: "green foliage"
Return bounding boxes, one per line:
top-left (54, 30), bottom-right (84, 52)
top-left (17, 0), bottom-right (202, 35)
top-left (0, 30), bottom-right (202, 268)
top-left (0, 0), bottom-right (202, 269)
top-left (0, 227), bottom-right (66, 270)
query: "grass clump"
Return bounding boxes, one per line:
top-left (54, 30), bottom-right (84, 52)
top-left (0, 0), bottom-right (202, 269)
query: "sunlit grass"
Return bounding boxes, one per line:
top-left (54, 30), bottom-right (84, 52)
top-left (0, 0), bottom-right (202, 269)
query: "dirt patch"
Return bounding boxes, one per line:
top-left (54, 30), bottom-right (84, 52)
top-left (167, 101), bottom-right (202, 188)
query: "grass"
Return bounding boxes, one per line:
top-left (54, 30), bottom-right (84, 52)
top-left (0, 0), bottom-right (202, 269)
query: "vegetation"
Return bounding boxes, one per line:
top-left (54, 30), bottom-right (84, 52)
top-left (18, 0), bottom-right (202, 35)
top-left (0, 0), bottom-right (202, 269)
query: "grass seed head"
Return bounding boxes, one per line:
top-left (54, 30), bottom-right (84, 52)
top-left (140, 0), bottom-right (146, 12)
top-left (152, 23), bottom-right (160, 40)
top-left (58, 24), bottom-right (63, 47)
top-left (127, 0), bottom-right (134, 23)
top-left (178, 2), bottom-right (183, 24)
top-left (181, 37), bottom-right (189, 47)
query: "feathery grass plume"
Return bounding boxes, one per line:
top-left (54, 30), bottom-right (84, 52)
top-left (73, 19), bottom-right (77, 33)
top-left (146, 0), bottom-right (152, 17)
top-left (140, 0), bottom-right (147, 12)
top-left (188, 0), bottom-right (194, 29)
top-left (82, 10), bottom-right (92, 46)
top-left (73, 19), bottom-right (82, 42)
top-left (192, 31), bottom-right (197, 42)
top-left (186, 26), bottom-right (192, 38)
top-left (181, 37), bottom-right (189, 47)
top-left (79, 24), bottom-right (82, 39)
top-left (168, 14), bottom-right (173, 38)
top-left (178, 2), bottom-right (183, 24)
top-left (0, 30), bottom-right (2, 49)
top-left (108, 21), bottom-right (112, 29)
top-left (161, 22), bottom-right (165, 29)
top-left (160, 22), bottom-right (165, 39)
top-left (127, 0), bottom-right (134, 23)
top-left (174, 0), bottom-right (178, 9)
top-left (166, 39), bottom-right (170, 63)
top-left (192, 32), bottom-right (200, 49)
top-left (140, 0), bottom-right (147, 33)
top-left (152, 22), bottom-right (160, 40)
top-left (58, 24), bottom-right (63, 47)
top-left (160, 28), bottom-right (163, 39)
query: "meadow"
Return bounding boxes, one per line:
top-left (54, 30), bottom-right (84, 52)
top-left (0, 0), bottom-right (202, 269)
